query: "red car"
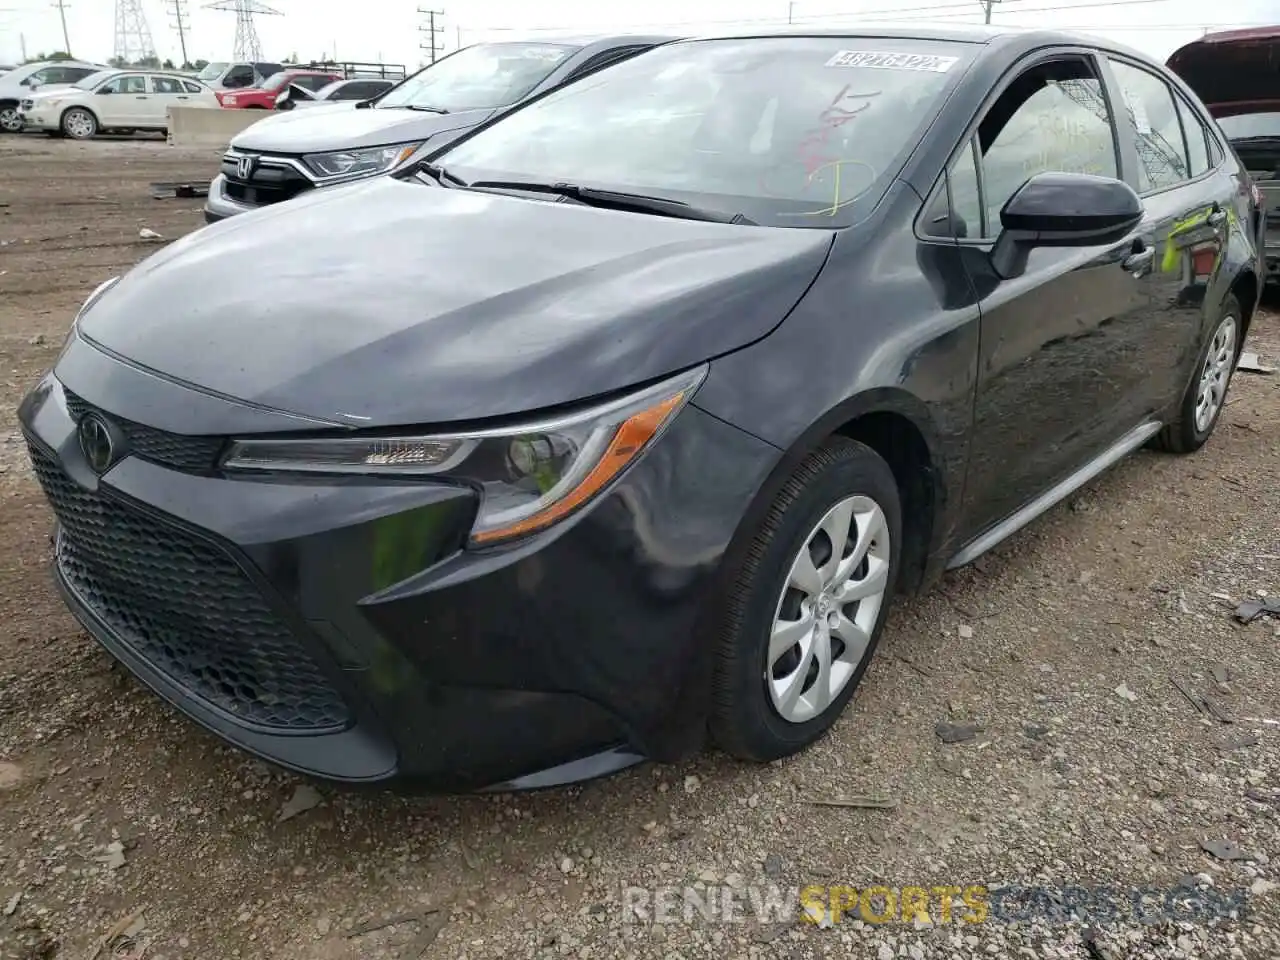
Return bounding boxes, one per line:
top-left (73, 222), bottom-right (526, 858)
top-left (217, 69), bottom-right (341, 109)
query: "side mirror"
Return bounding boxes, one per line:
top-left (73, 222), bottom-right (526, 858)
top-left (98, 87), bottom-right (113, 95)
top-left (990, 172), bottom-right (1143, 280)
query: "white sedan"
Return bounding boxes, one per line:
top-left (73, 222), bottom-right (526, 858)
top-left (18, 69), bottom-right (219, 139)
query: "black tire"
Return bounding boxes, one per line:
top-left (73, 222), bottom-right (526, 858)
top-left (1153, 294), bottom-right (1243, 454)
top-left (0, 102), bottom-right (21, 134)
top-left (60, 107), bottom-right (98, 140)
top-left (709, 437), bottom-right (902, 762)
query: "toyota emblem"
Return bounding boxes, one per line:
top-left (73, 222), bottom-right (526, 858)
top-left (236, 154), bottom-right (255, 179)
top-left (77, 413), bottom-right (116, 474)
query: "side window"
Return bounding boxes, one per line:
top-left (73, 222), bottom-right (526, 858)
top-left (1109, 60), bottom-right (1190, 193)
top-left (152, 76), bottom-right (183, 94)
top-left (225, 65), bottom-right (254, 88)
top-left (340, 82), bottom-right (380, 100)
top-left (921, 138), bottom-right (982, 240)
top-left (29, 67), bottom-right (56, 84)
top-left (977, 59), bottom-right (1119, 236)
top-left (64, 67), bottom-right (95, 83)
top-left (101, 75), bottom-right (142, 94)
top-left (183, 81), bottom-right (203, 94)
top-left (1173, 95), bottom-right (1210, 177)
top-left (294, 75), bottom-right (332, 92)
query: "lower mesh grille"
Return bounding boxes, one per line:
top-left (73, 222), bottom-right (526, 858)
top-left (28, 441), bottom-right (350, 732)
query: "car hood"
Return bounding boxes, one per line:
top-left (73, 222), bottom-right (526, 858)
top-left (75, 178), bottom-right (834, 427)
top-left (1167, 28), bottom-right (1280, 117)
top-left (230, 104), bottom-right (494, 153)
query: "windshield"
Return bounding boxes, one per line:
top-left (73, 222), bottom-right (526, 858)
top-left (196, 62), bottom-right (228, 81)
top-left (377, 42), bottom-right (575, 112)
top-left (439, 37), bottom-right (972, 228)
top-left (74, 70), bottom-right (116, 91)
top-left (261, 71), bottom-right (292, 91)
top-left (1218, 112), bottom-right (1280, 140)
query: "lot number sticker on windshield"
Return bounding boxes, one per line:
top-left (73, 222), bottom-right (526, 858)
top-left (825, 50), bottom-right (959, 72)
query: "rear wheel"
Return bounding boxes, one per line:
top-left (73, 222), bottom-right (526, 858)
top-left (710, 437), bottom-right (901, 761)
top-left (0, 103), bottom-right (21, 133)
top-left (61, 107), bottom-right (97, 140)
top-left (1153, 295), bottom-right (1242, 454)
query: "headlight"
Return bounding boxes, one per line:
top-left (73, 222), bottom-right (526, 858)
top-left (223, 365), bottom-right (707, 546)
top-left (302, 142), bottom-right (423, 179)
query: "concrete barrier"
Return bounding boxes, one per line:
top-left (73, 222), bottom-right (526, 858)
top-left (167, 106), bottom-right (270, 149)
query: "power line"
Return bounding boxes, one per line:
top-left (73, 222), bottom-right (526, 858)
top-left (468, 0), bottom-right (1179, 34)
top-left (419, 7), bottom-right (444, 63)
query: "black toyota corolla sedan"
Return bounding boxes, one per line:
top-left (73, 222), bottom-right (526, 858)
top-left (18, 25), bottom-right (1263, 792)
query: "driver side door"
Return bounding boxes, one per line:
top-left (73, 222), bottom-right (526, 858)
top-left (950, 51), bottom-right (1156, 542)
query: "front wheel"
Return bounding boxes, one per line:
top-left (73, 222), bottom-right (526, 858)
top-left (61, 107), bottom-right (97, 140)
top-left (710, 437), bottom-right (902, 762)
top-left (0, 103), bottom-right (22, 133)
top-left (1153, 295), bottom-right (1243, 454)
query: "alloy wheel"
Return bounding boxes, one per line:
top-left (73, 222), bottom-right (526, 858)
top-left (1194, 314), bottom-right (1237, 434)
top-left (64, 109), bottom-right (95, 140)
top-left (0, 107), bottom-right (21, 133)
top-left (767, 494), bottom-right (891, 724)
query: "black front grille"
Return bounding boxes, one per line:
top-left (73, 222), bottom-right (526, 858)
top-left (64, 391), bottom-right (225, 473)
top-left (27, 442), bottom-right (350, 732)
top-left (221, 154), bottom-right (315, 207)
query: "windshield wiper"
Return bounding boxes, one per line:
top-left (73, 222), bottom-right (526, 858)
top-left (403, 104), bottom-right (450, 114)
top-left (416, 161), bottom-right (467, 187)
top-left (463, 179), bottom-right (756, 225)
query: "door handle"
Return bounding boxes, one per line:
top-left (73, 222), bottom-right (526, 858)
top-left (1207, 206), bottom-right (1228, 227)
top-left (1122, 246), bottom-right (1155, 274)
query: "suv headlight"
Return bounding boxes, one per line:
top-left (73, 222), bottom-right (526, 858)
top-left (302, 142), bottom-right (423, 180)
top-left (223, 366), bottom-right (707, 546)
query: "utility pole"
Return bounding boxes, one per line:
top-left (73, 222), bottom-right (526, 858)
top-left (51, 0), bottom-right (72, 54)
top-left (418, 7), bottom-right (444, 63)
top-left (980, 0), bottom-right (1000, 24)
top-left (168, 0), bottom-right (192, 68)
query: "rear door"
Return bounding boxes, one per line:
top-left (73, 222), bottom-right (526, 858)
top-left (950, 51), bottom-right (1161, 535)
top-left (1103, 57), bottom-right (1233, 414)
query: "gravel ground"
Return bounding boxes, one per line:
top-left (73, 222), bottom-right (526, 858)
top-left (1, 137), bottom-right (1278, 960)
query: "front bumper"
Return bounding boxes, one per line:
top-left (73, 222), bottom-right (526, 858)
top-left (18, 337), bottom-right (780, 791)
top-left (17, 107), bottom-right (55, 131)
top-left (203, 173), bottom-right (256, 223)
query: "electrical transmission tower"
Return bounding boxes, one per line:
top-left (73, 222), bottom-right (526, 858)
top-left (205, 0), bottom-right (282, 62)
top-left (418, 7), bottom-right (444, 63)
top-left (114, 0), bottom-right (157, 64)
top-left (168, 0), bottom-right (192, 68)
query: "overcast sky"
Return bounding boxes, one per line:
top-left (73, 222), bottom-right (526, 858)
top-left (0, 0), bottom-right (1274, 69)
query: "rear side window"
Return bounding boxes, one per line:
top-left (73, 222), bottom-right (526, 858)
top-left (1173, 95), bottom-right (1210, 177)
top-left (1109, 60), bottom-right (1190, 193)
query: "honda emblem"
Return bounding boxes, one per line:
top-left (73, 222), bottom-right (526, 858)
top-left (236, 154), bottom-right (255, 179)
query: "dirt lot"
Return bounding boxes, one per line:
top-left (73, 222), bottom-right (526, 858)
top-left (1, 136), bottom-right (1278, 960)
